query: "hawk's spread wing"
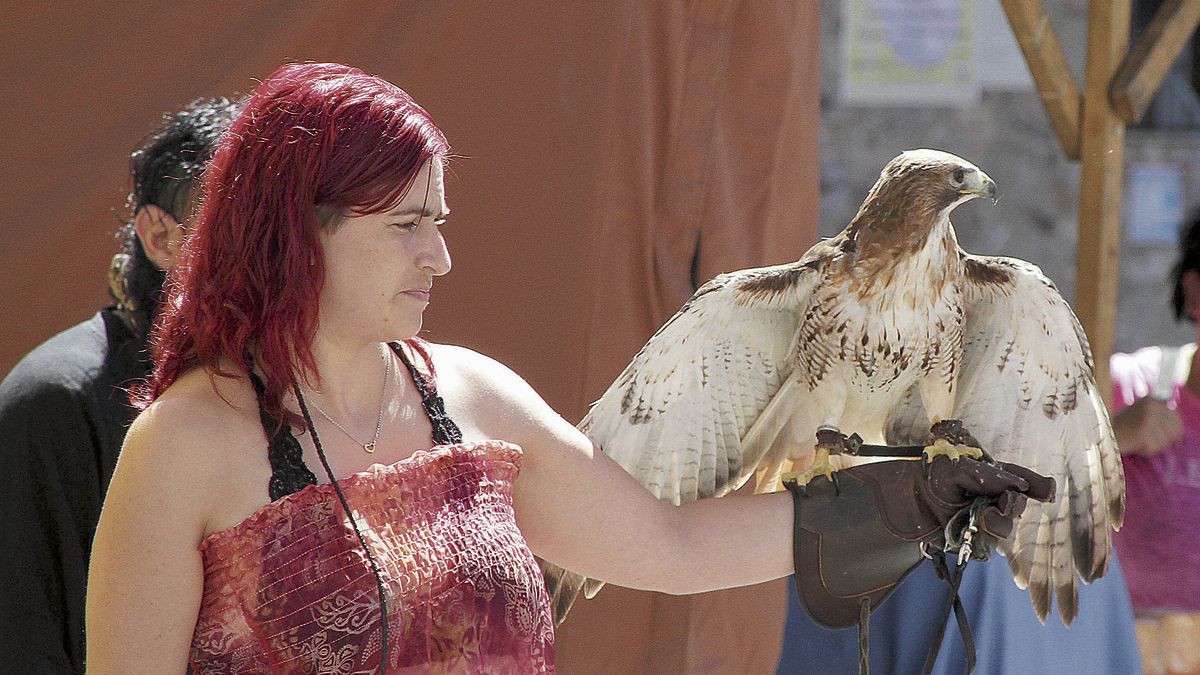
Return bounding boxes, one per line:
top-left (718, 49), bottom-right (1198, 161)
top-left (542, 259), bottom-right (823, 622)
top-left (887, 254), bottom-right (1124, 624)
top-left (581, 263), bottom-right (820, 504)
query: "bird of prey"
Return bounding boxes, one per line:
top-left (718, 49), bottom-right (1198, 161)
top-left (544, 149), bottom-right (1123, 626)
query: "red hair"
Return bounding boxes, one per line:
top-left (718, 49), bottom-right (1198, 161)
top-left (135, 62), bottom-right (450, 419)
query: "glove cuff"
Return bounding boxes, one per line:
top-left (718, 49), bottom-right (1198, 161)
top-left (785, 470), bottom-right (927, 628)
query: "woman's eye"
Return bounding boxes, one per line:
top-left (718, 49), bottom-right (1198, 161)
top-left (391, 217), bottom-right (446, 230)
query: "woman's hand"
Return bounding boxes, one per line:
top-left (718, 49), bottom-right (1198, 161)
top-left (784, 457), bottom-right (1054, 628)
top-left (1113, 397), bottom-right (1183, 457)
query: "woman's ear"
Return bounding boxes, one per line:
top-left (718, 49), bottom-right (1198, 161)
top-left (132, 204), bottom-right (185, 270)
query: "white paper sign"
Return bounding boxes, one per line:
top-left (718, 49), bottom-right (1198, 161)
top-left (841, 0), bottom-right (980, 105)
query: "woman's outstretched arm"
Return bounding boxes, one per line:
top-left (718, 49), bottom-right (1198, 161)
top-left (444, 344), bottom-right (1047, 602)
top-left (442, 345), bottom-right (794, 594)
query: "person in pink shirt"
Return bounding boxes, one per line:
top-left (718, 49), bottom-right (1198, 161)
top-left (1111, 214), bottom-right (1200, 675)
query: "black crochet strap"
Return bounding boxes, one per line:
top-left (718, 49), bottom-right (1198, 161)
top-left (390, 341), bottom-right (462, 445)
top-left (253, 341), bottom-right (462, 500)
top-left (246, 368), bottom-right (318, 501)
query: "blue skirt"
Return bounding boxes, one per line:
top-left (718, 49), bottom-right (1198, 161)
top-left (777, 551), bottom-right (1142, 674)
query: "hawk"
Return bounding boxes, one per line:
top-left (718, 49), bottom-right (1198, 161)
top-left (544, 149), bottom-right (1123, 626)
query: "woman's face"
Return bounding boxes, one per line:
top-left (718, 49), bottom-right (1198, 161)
top-left (317, 158), bottom-right (451, 343)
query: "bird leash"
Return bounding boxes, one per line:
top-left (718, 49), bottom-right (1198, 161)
top-left (849, 439), bottom-right (989, 675)
top-left (918, 496), bottom-right (991, 675)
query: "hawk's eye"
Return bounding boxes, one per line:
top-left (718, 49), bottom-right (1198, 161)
top-left (952, 169), bottom-right (965, 185)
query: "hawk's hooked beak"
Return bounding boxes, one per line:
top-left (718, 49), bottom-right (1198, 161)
top-left (960, 173), bottom-right (999, 205)
top-left (982, 176), bottom-right (998, 204)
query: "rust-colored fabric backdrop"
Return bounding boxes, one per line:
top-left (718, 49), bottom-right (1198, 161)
top-left (0, 3), bottom-right (819, 672)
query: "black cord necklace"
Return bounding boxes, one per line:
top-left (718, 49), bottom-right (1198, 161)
top-left (293, 382), bottom-right (391, 674)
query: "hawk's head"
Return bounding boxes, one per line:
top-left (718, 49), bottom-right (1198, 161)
top-left (886, 149), bottom-right (996, 208)
top-left (850, 149), bottom-right (997, 248)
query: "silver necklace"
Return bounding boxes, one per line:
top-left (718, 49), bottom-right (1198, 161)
top-left (306, 346), bottom-right (391, 453)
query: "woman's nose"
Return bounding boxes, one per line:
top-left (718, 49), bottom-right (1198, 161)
top-left (422, 228), bottom-right (451, 276)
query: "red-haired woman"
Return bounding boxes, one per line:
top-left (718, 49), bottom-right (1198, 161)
top-left (85, 63), bottom-right (1047, 674)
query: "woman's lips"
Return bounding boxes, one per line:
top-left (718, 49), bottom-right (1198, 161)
top-left (402, 289), bottom-right (430, 303)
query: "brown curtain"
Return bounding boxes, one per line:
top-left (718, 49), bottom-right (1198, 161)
top-left (0, 2), bottom-right (819, 671)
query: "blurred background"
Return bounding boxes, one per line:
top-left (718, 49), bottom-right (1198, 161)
top-left (1, 1), bottom-right (1195, 672)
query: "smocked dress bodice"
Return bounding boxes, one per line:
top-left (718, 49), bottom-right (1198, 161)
top-left (188, 340), bottom-right (555, 673)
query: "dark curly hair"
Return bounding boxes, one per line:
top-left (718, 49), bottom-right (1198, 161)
top-left (1172, 213), bottom-right (1200, 323)
top-left (108, 97), bottom-right (243, 334)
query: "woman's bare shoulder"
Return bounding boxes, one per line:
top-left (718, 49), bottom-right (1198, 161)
top-left (122, 364), bottom-right (268, 495)
top-left (420, 341), bottom-right (573, 444)
top-left (103, 365), bottom-right (271, 548)
top-left (422, 342), bottom-right (530, 400)
top-left (132, 365), bottom-right (262, 449)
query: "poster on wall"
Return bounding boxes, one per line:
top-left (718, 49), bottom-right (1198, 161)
top-left (1124, 162), bottom-right (1185, 247)
top-left (840, 0), bottom-right (980, 105)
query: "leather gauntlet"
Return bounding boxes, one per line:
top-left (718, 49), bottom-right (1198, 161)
top-left (783, 457), bottom-right (1054, 628)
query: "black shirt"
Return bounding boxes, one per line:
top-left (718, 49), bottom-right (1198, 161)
top-left (0, 309), bottom-right (150, 673)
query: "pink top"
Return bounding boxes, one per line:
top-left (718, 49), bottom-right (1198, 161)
top-left (1111, 346), bottom-right (1200, 614)
top-left (189, 439), bottom-right (556, 673)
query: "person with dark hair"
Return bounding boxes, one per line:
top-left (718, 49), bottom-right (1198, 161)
top-left (84, 63), bottom-right (1050, 674)
top-left (1109, 213), bottom-right (1200, 675)
top-left (109, 97), bottom-right (244, 336)
top-left (0, 97), bottom-right (240, 673)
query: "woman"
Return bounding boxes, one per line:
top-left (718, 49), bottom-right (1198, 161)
top-left (85, 63), bottom-right (1045, 673)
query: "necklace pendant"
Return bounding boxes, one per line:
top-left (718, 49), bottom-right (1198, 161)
top-left (363, 442), bottom-right (376, 453)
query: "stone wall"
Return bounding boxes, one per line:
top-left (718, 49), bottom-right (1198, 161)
top-left (820, 0), bottom-right (1199, 353)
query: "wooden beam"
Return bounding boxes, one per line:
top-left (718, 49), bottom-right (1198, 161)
top-left (1111, 0), bottom-right (1200, 122)
top-left (1076, 0), bottom-right (1132, 405)
top-left (1000, 0), bottom-right (1083, 159)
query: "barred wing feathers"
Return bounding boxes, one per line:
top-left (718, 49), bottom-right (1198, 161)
top-left (581, 263), bottom-right (823, 503)
top-left (542, 259), bottom-right (823, 623)
top-left (888, 254), bottom-right (1124, 624)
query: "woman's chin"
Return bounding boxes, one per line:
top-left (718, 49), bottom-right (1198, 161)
top-left (387, 318), bottom-right (423, 342)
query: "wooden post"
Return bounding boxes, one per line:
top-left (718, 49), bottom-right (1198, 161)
top-left (1000, 0), bottom-right (1083, 159)
top-left (1076, 0), bottom-right (1131, 404)
top-left (1110, 0), bottom-right (1200, 122)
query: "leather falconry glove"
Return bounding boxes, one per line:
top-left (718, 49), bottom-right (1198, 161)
top-left (783, 456), bottom-right (1055, 629)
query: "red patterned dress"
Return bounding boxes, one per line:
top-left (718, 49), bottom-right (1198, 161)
top-left (189, 341), bottom-right (556, 673)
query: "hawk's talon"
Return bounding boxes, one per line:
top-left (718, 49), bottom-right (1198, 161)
top-left (925, 418), bottom-right (987, 463)
top-left (780, 472), bottom-right (811, 496)
top-left (929, 419), bottom-right (984, 450)
top-left (922, 438), bottom-right (985, 463)
top-left (788, 427), bottom-right (864, 487)
top-left (787, 445), bottom-right (838, 487)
